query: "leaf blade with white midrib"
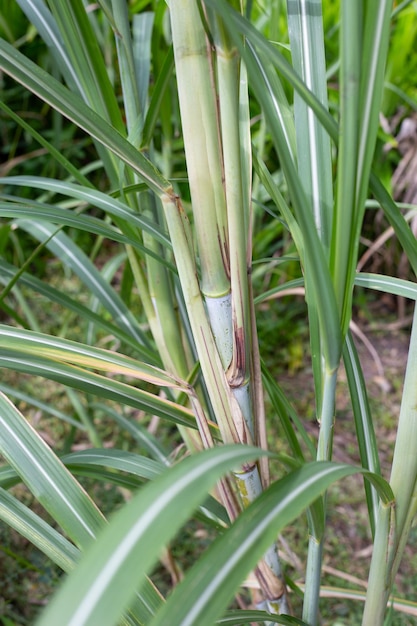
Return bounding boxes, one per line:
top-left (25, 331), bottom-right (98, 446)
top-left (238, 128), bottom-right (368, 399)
top-left (0, 486), bottom-right (80, 572)
top-left (0, 324), bottom-right (184, 389)
top-left (0, 176), bottom-right (172, 249)
top-left (0, 38), bottom-right (169, 195)
top-left (36, 445), bottom-right (267, 626)
top-left (0, 392), bottom-right (104, 549)
top-left (0, 203), bottom-right (173, 270)
top-left (14, 220), bottom-right (152, 348)
top-left (0, 260), bottom-right (159, 364)
top-left (150, 462), bottom-right (394, 626)
top-left (0, 352), bottom-right (199, 430)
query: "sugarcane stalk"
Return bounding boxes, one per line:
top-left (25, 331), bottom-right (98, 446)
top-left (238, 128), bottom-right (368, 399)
top-left (169, 2), bottom-right (289, 614)
top-left (168, 0), bottom-right (229, 300)
top-left (160, 192), bottom-right (245, 446)
top-left (363, 304), bottom-right (417, 624)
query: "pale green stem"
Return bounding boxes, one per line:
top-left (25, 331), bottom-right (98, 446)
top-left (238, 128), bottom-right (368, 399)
top-left (132, 191), bottom-right (203, 453)
top-left (234, 464), bottom-right (288, 610)
top-left (303, 367), bottom-right (337, 625)
top-left (205, 293), bottom-right (233, 369)
top-left (287, 6), bottom-right (337, 618)
top-left (141, 192), bottom-right (189, 378)
top-left (232, 383), bottom-right (254, 442)
top-left (363, 305), bottom-right (417, 624)
top-left (316, 367), bottom-right (338, 462)
top-left (249, 279), bottom-right (270, 486)
top-left (189, 396), bottom-right (240, 522)
top-left (234, 464), bottom-right (263, 508)
top-left (302, 537), bottom-right (324, 626)
top-left (217, 48), bottom-right (251, 387)
top-left (126, 244), bottom-right (199, 451)
top-left (389, 488), bottom-right (417, 590)
top-left (215, 26), bottom-right (289, 613)
top-left (361, 503), bottom-right (396, 626)
top-left (160, 193), bottom-right (246, 446)
top-left (169, 5), bottom-right (234, 461)
top-left (388, 304), bottom-right (417, 538)
top-left (168, 0), bottom-right (229, 298)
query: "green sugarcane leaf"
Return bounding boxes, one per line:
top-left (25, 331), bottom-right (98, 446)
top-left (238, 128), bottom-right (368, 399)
top-left (0, 38), bottom-right (170, 195)
top-left (0, 324), bottom-right (186, 390)
top-left (0, 200), bottom-right (174, 272)
top-left (141, 46), bottom-right (174, 149)
top-left (62, 449), bottom-right (229, 528)
top-left (0, 392), bottom-right (104, 549)
top-left (14, 220), bottom-right (152, 348)
top-left (43, 0), bottom-right (124, 132)
top-left (0, 176), bottom-right (172, 248)
top-left (36, 445), bottom-right (268, 626)
top-left (15, 0), bottom-right (82, 92)
top-left (0, 202), bottom-right (131, 244)
top-left (111, 2), bottom-right (143, 135)
top-left (343, 332), bottom-right (380, 538)
top-left (151, 462), bottom-right (394, 626)
top-left (205, 0), bottom-right (336, 141)
top-left (0, 395), bottom-right (171, 624)
top-left (369, 174), bottom-right (417, 277)
top-left (218, 611), bottom-right (307, 625)
top-left (0, 176), bottom-right (172, 249)
top-left (355, 273), bottom-right (417, 301)
top-left (287, 0), bottom-right (333, 253)
top-left (0, 487), bottom-right (80, 572)
top-left (0, 259), bottom-right (159, 365)
top-left (255, 272), bottom-right (417, 305)
top-left (0, 465), bottom-right (21, 489)
top-left (66, 467), bottom-right (144, 491)
top-left (0, 351), bottom-right (199, 430)
top-left (63, 449), bottom-right (165, 481)
top-left (132, 11), bottom-right (154, 124)
top-left (242, 37), bottom-right (342, 370)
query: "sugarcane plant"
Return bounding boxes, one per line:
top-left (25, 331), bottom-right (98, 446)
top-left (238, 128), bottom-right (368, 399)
top-left (0, 0), bottom-right (416, 624)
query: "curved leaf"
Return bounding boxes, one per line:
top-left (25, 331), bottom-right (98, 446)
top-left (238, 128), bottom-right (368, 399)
top-left (63, 449), bottom-right (165, 481)
top-left (0, 392), bottom-right (104, 548)
top-left (15, 219), bottom-right (153, 348)
top-left (0, 394), bottom-right (173, 624)
top-left (343, 332), bottom-right (381, 538)
top-left (0, 259), bottom-right (158, 364)
top-left (0, 486), bottom-right (79, 572)
top-left (36, 445), bottom-right (268, 626)
top-left (0, 351), bottom-right (199, 430)
top-left (0, 202), bottom-right (172, 269)
top-left (0, 324), bottom-right (186, 390)
top-left (0, 38), bottom-right (170, 195)
top-left (355, 272), bottom-right (417, 300)
top-left (218, 611), bottom-right (307, 625)
top-left (0, 176), bottom-right (172, 249)
top-left (150, 462), bottom-right (394, 626)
